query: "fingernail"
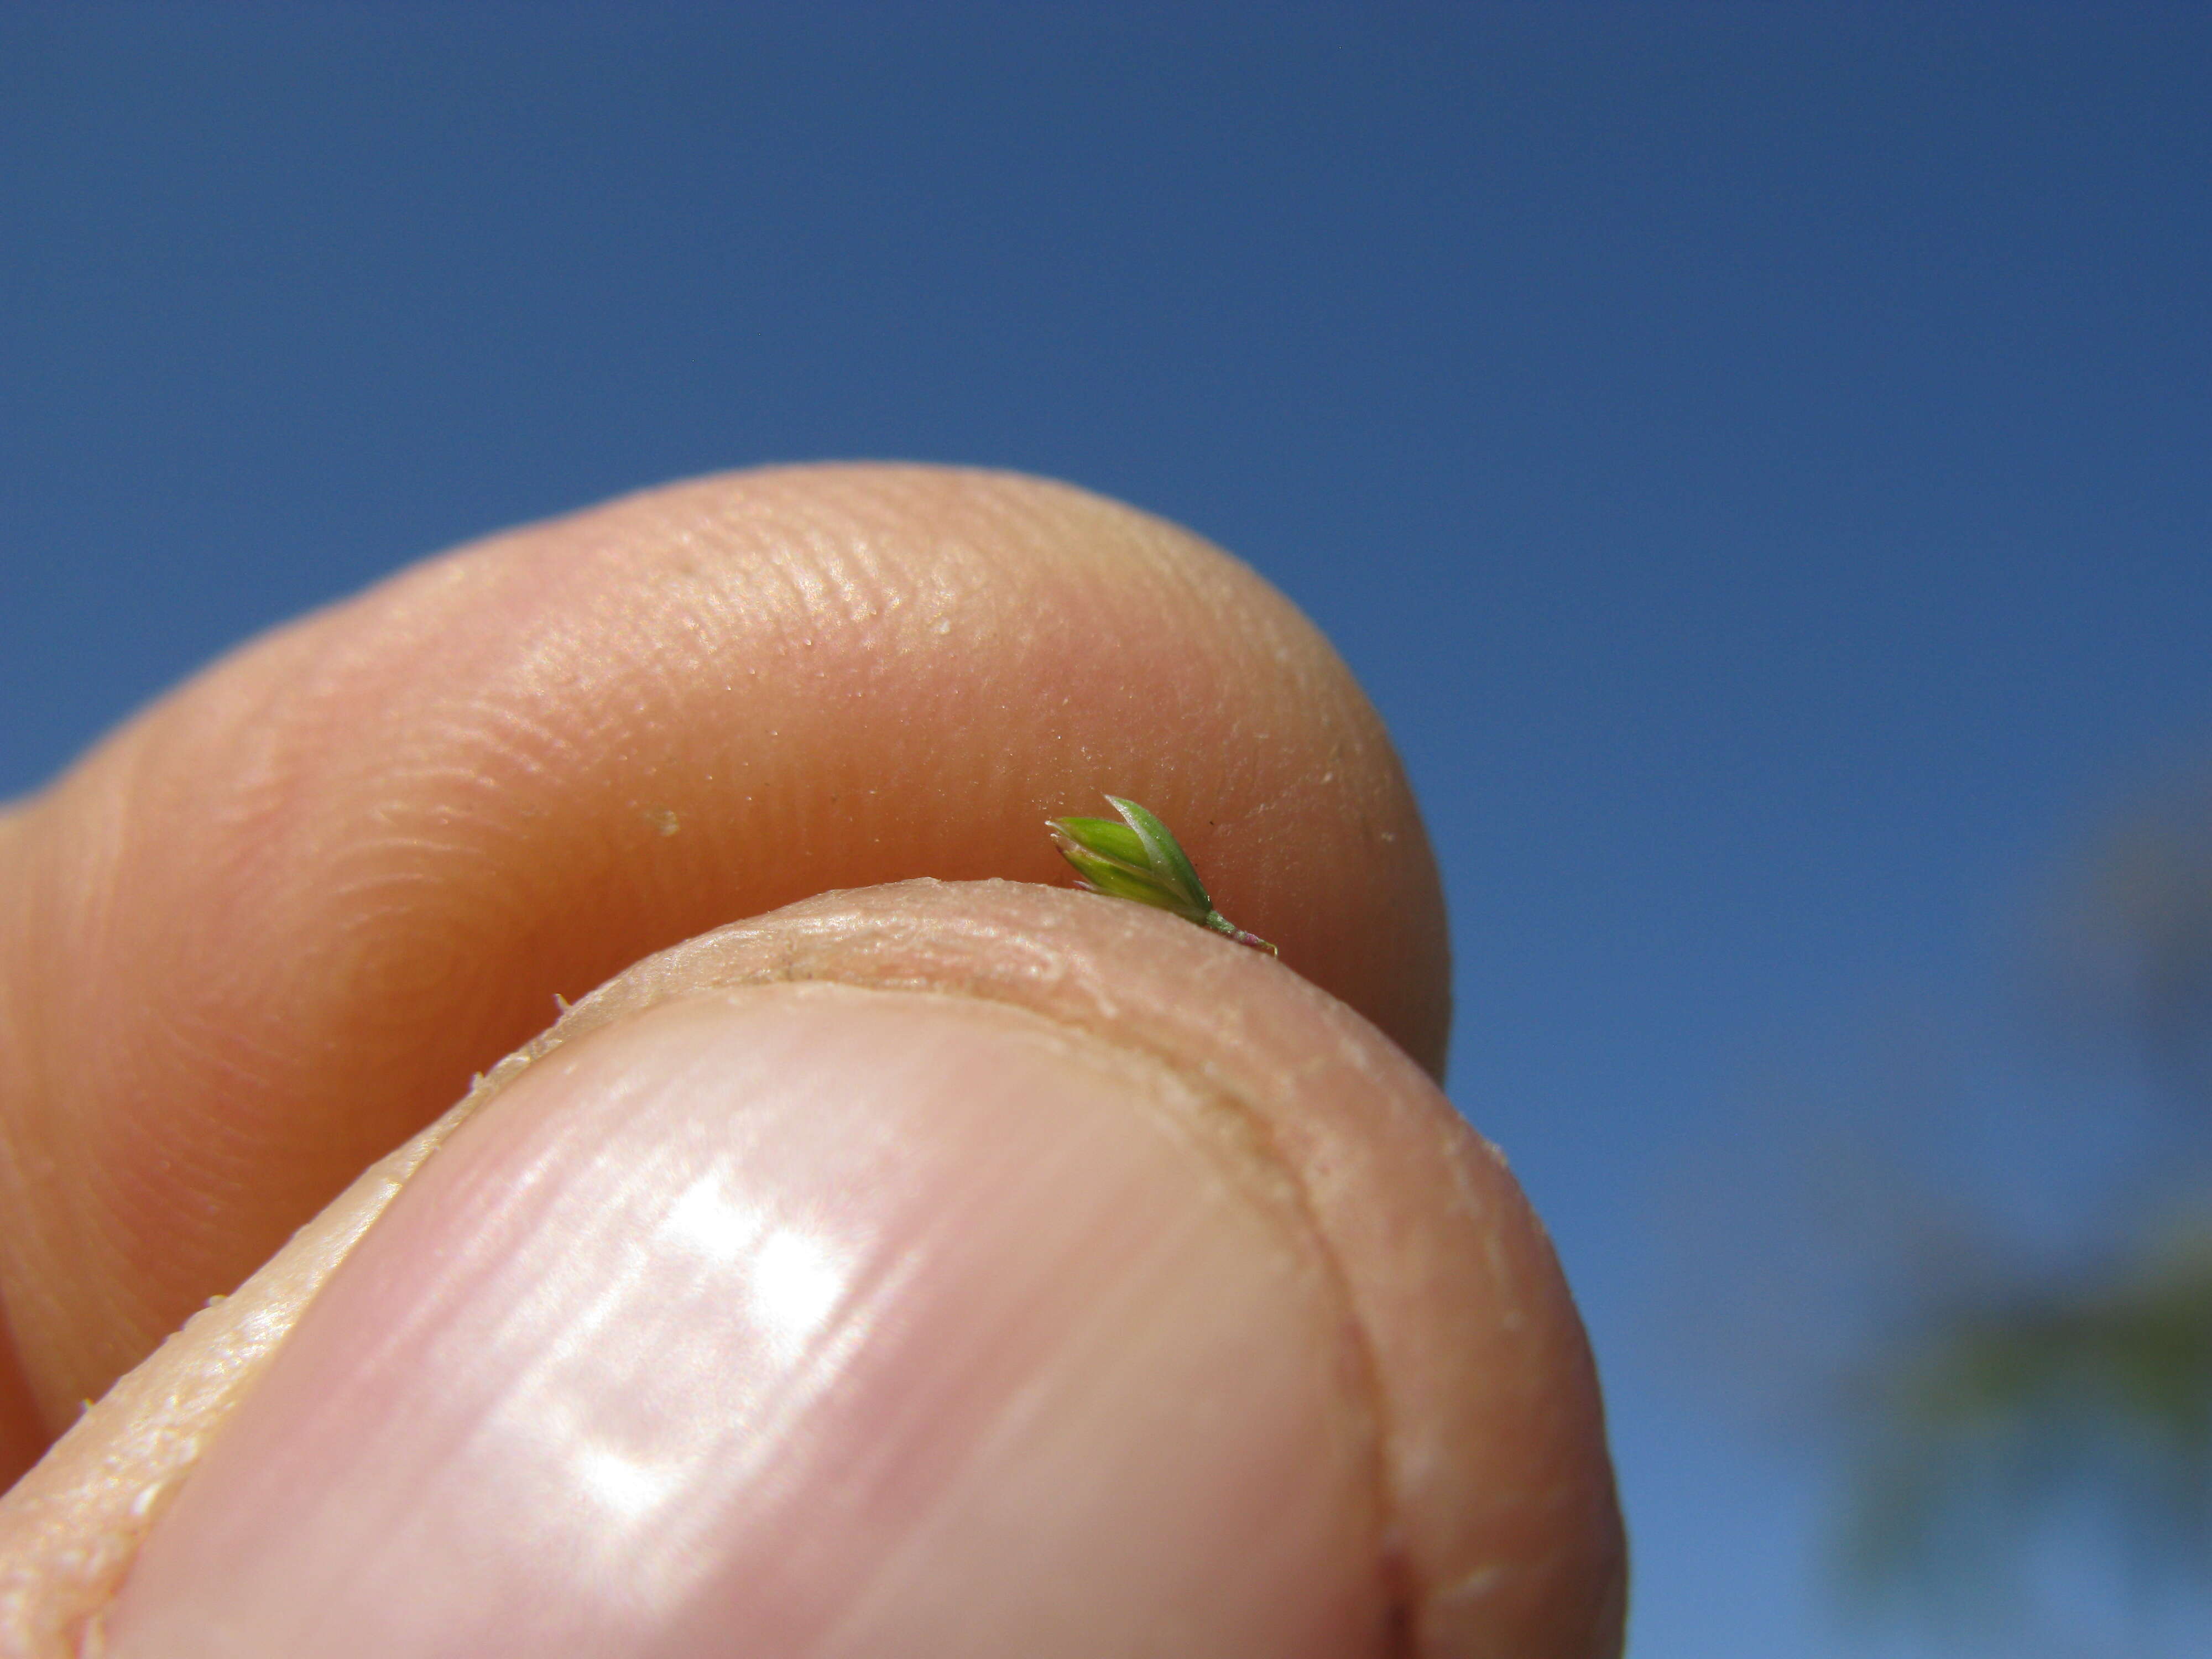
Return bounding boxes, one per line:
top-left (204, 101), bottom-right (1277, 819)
top-left (108, 985), bottom-right (1387, 1658)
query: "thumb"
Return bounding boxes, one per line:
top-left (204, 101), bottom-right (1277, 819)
top-left (6, 883), bottom-right (1623, 1658)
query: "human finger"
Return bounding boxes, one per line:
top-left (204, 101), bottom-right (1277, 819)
top-left (0, 465), bottom-right (1447, 1460)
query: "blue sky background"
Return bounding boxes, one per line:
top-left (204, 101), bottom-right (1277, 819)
top-left (6, 7), bottom-right (2210, 1653)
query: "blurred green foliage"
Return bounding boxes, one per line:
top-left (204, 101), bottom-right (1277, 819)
top-left (1844, 781), bottom-right (2212, 1641)
top-left (1846, 1228), bottom-right (2212, 1597)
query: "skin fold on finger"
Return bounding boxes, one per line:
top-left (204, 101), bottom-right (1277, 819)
top-left (0, 465), bottom-right (1449, 1459)
top-left (0, 881), bottom-right (1624, 1659)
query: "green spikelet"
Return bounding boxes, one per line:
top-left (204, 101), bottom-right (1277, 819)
top-left (1046, 795), bottom-right (1277, 956)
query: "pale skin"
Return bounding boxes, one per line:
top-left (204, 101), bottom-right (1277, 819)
top-left (0, 466), bottom-right (1625, 1657)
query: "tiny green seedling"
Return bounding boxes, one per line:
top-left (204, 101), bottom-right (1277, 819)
top-left (1046, 795), bottom-right (1277, 956)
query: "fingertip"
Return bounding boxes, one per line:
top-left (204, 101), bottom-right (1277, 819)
top-left (0, 463), bottom-right (1448, 1453)
top-left (8, 881), bottom-right (1619, 1658)
top-left (109, 985), bottom-right (1392, 1657)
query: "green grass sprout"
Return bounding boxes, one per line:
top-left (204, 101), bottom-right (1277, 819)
top-left (1046, 795), bottom-right (1278, 956)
